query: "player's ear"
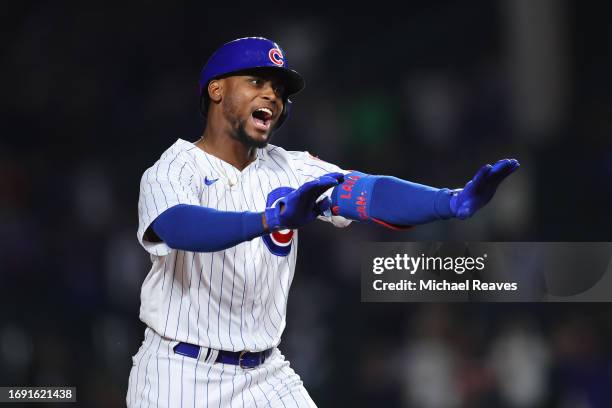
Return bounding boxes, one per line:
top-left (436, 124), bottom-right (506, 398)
top-left (208, 80), bottom-right (223, 103)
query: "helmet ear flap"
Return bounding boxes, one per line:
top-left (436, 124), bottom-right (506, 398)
top-left (274, 98), bottom-right (291, 129)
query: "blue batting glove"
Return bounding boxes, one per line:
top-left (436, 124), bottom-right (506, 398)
top-left (265, 172), bottom-right (344, 230)
top-left (450, 159), bottom-right (520, 219)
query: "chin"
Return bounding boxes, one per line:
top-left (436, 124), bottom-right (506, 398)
top-left (247, 133), bottom-right (270, 148)
top-left (234, 122), bottom-right (273, 148)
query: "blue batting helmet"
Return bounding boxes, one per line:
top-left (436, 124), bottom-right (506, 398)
top-left (199, 37), bottom-right (305, 129)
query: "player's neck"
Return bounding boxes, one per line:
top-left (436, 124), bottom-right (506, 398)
top-left (196, 130), bottom-right (256, 171)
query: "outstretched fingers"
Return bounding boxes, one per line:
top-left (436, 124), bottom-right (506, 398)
top-left (321, 172), bottom-right (345, 183)
top-left (487, 158), bottom-right (520, 183)
top-left (309, 176), bottom-right (342, 198)
top-left (298, 172), bottom-right (344, 202)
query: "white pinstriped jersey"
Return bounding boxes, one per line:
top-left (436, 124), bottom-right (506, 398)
top-left (137, 138), bottom-right (350, 352)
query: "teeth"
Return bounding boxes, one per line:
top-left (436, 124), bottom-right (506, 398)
top-left (255, 107), bottom-right (273, 116)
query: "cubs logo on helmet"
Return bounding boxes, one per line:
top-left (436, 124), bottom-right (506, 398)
top-left (268, 48), bottom-right (284, 66)
top-left (263, 187), bottom-right (295, 256)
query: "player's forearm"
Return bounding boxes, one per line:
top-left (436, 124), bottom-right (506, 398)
top-left (331, 171), bottom-right (454, 229)
top-left (368, 175), bottom-right (454, 224)
top-left (152, 204), bottom-right (268, 252)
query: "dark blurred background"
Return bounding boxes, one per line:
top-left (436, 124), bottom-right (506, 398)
top-left (2, 1), bottom-right (612, 407)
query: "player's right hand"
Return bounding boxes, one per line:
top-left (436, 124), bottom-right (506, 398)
top-left (264, 172), bottom-right (344, 231)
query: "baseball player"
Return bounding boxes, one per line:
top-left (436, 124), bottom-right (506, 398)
top-left (127, 37), bottom-right (519, 407)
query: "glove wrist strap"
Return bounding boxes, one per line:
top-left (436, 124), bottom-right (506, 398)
top-left (264, 206), bottom-right (284, 231)
top-left (434, 188), bottom-right (457, 219)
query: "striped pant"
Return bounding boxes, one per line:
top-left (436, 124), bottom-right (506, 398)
top-left (127, 328), bottom-right (317, 407)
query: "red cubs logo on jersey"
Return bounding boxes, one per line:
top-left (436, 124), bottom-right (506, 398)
top-left (263, 187), bottom-right (295, 256)
top-left (270, 228), bottom-right (293, 246)
top-left (268, 48), bottom-right (284, 66)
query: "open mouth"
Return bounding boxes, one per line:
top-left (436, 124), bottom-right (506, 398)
top-left (251, 107), bottom-right (273, 131)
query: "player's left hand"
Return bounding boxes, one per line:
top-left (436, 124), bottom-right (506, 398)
top-left (450, 158), bottom-right (520, 219)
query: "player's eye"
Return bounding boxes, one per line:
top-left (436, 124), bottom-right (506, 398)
top-left (250, 78), bottom-right (262, 86)
top-left (273, 83), bottom-right (285, 96)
